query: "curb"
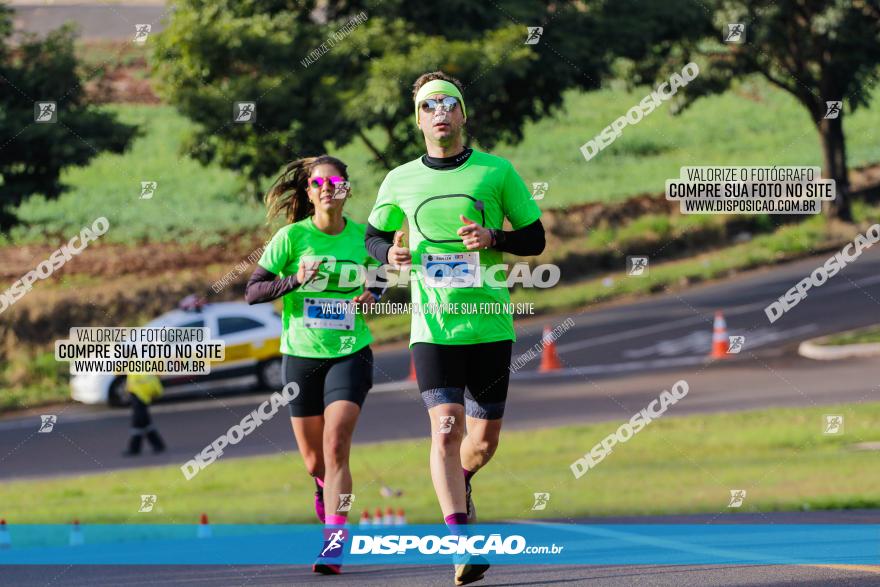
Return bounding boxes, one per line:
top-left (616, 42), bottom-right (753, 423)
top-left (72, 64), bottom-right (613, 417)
top-left (798, 339), bottom-right (880, 361)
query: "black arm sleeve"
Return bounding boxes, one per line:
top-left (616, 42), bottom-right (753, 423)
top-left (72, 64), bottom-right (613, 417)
top-left (245, 266), bottom-right (301, 305)
top-left (494, 219), bottom-right (545, 256)
top-left (365, 223), bottom-right (395, 264)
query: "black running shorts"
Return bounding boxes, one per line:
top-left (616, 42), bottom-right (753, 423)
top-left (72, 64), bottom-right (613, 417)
top-left (411, 340), bottom-right (513, 419)
top-left (281, 346), bottom-right (373, 417)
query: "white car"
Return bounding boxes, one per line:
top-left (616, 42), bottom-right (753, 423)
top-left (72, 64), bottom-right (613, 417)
top-left (71, 301), bottom-right (284, 406)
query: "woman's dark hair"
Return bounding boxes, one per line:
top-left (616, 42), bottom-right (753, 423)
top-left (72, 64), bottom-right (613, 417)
top-left (264, 155), bottom-right (349, 224)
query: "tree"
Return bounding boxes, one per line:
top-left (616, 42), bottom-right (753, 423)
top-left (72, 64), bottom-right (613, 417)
top-left (0, 5), bottom-right (138, 230)
top-left (603, 0), bottom-right (880, 221)
top-left (152, 1), bottom-right (608, 197)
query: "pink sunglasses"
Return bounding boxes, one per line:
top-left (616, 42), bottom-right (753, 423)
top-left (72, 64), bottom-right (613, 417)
top-left (309, 176), bottom-right (346, 189)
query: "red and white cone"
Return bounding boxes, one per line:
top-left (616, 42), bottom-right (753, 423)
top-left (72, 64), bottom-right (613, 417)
top-left (408, 355), bottom-right (417, 381)
top-left (539, 326), bottom-right (562, 372)
top-left (0, 519), bottom-right (10, 549)
top-left (709, 311), bottom-right (729, 359)
top-left (198, 513), bottom-right (212, 539)
top-left (69, 519), bottom-right (84, 546)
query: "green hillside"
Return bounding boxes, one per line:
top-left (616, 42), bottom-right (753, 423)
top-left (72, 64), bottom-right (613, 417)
top-left (8, 78), bottom-right (880, 245)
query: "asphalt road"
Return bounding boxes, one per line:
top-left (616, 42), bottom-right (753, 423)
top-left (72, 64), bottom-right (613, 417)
top-left (2, 247), bottom-right (880, 480)
top-left (5, 562), bottom-right (879, 587)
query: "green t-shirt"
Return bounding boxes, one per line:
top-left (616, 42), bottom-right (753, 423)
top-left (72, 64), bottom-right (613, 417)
top-left (258, 217), bottom-right (375, 358)
top-left (368, 150), bottom-right (542, 346)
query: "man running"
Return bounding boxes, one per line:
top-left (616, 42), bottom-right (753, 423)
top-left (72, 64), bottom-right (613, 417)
top-left (365, 71), bottom-right (545, 585)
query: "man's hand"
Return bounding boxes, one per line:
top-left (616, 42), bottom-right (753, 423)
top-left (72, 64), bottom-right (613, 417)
top-left (388, 230), bottom-right (411, 268)
top-left (296, 259), bottom-right (322, 284)
top-left (458, 215), bottom-right (492, 250)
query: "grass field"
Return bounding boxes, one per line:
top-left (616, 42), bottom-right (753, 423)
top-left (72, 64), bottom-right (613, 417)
top-left (8, 78), bottom-right (880, 244)
top-left (3, 401), bottom-right (879, 524)
top-left (7, 105), bottom-right (258, 246)
top-left (821, 324), bottom-right (880, 346)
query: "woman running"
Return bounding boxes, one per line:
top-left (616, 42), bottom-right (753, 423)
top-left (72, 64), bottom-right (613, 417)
top-left (245, 155), bottom-right (383, 575)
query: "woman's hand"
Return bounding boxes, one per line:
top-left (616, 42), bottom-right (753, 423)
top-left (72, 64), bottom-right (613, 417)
top-left (458, 215), bottom-right (492, 250)
top-left (388, 230), bottom-right (412, 268)
top-left (353, 290), bottom-right (378, 310)
top-left (296, 259), bottom-right (322, 284)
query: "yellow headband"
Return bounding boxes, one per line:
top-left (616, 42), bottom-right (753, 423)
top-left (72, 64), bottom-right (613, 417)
top-left (414, 80), bottom-right (467, 125)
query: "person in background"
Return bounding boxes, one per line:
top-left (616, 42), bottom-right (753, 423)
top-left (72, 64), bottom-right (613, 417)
top-left (122, 372), bottom-right (167, 456)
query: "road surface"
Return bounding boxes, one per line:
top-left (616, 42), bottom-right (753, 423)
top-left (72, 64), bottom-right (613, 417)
top-left (2, 247), bottom-right (879, 480)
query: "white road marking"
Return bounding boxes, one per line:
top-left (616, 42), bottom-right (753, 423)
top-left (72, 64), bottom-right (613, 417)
top-left (553, 273), bottom-right (880, 355)
top-left (623, 324), bottom-right (818, 359)
top-left (511, 355), bottom-right (707, 380)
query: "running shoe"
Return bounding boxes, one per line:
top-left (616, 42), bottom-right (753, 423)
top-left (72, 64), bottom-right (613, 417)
top-left (312, 563), bottom-right (342, 575)
top-left (314, 527), bottom-right (346, 574)
top-left (454, 555), bottom-right (490, 585)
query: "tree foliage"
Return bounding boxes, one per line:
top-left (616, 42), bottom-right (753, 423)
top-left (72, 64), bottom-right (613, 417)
top-left (152, 1), bottom-right (609, 196)
top-left (0, 5), bottom-right (138, 230)
top-left (603, 0), bottom-right (880, 220)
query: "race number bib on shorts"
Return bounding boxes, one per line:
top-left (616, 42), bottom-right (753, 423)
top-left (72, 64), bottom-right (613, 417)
top-left (421, 252), bottom-right (482, 288)
top-left (303, 298), bottom-right (355, 330)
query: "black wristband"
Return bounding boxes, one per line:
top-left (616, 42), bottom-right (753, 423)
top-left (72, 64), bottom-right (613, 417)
top-left (492, 229), bottom-right (507, 249)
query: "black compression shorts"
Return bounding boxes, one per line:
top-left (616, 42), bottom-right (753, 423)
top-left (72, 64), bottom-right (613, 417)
top-left (411, 340), bottom-right (513, 419)
top-left (282, 346), bottom-right (373, 417)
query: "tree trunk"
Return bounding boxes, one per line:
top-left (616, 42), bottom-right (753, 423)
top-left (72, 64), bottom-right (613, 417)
top-left (357, 129), bottom-right (391, 170)
top-left (818, 114), bottom-right (853, 221)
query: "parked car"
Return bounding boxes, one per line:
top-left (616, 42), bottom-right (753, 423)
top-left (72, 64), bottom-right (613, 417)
top-left (71, 300), bottom-right (283, 406)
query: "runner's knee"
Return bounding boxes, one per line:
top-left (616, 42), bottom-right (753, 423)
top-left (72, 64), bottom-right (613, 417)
top-left (466, 436), bottom-right (498, 460)
top-left (433, 427), bottom-right (464, 456)
top-left (302, 452), bottom-right (325, 478)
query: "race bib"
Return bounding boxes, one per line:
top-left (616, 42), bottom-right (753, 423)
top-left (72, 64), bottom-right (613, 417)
top-left (421, 252), bottom-right (481, 288)
top-left (303, 298), bottom-right (355, 330)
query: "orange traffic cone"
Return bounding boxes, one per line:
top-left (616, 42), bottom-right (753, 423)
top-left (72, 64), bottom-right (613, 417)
top-left (395, 508), bottom-right (406, 525)
top-left (373, 507), bottom-right (383, 526)
top-left (710, 311), bottom-right (729, 358)
top-left (0, 519), bottom-right (10, 549)
top-left (359, 511), bottom-right (371, 527)
top-left (539, 326), bottom-right (562, 372)
top-left (69, 519), bottom-right (83, 546)
top-left (408, 355), bottom-right (417, 381)
top-left (198, 513), bottom-right (212, 539)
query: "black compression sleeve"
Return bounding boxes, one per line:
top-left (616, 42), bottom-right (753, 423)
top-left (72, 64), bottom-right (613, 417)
top-left (494, 219), bottom-right (546, 256)
top-left (245, 266), bottom-right (300, 304)
top-left (365, 223), bottom-right (395, 264)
